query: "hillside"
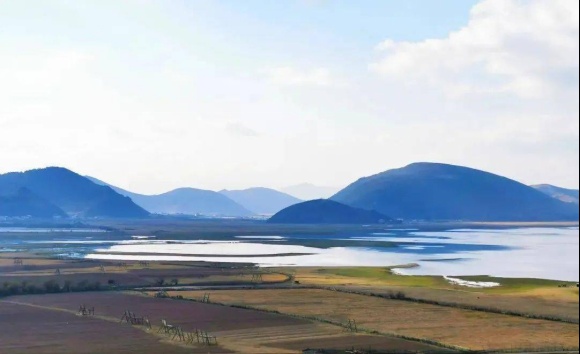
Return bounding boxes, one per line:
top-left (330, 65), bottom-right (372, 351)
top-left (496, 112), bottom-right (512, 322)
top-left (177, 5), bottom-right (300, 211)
top-left (88, 177), bottom-right (253, 217)
top-left (220, 188), bottom-right (302, 215)
top-left (0, 168), bottom-right (149, 218)
top-left (0, 187), bottom-right (66, 218)
top-left (268, 199), bottom-right (389, 224)
top-left (532, 184), bottom-right (579, 204)
top-left (331, 163), bottom-right (579, 222)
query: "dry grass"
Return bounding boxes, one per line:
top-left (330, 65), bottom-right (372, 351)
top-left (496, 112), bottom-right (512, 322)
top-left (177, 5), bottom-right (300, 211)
top-left (507, 286), bottom-right (579, 302)
top-left (169, 288), bottom-right (580, 351)
top-left (173, 273), bottom-right (288, 285)
top-left (0, 254), bottom-right (64, 267)
top-left (282, 267), bottom-right (579, 322)
top-left (336, 285), bottom-right (579, 322)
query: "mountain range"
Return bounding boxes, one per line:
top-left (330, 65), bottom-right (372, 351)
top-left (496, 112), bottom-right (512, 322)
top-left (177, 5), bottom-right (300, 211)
top-left (88, 178), bottom-right (301, 216)
top-left (329, 162), bottom-right (578, 222)
top-left (0, 168), bottom-right (148, 218)
top-left (87, 177), bottom-right (252, 217)
top-left (1, 164), bottom-right (578, 222)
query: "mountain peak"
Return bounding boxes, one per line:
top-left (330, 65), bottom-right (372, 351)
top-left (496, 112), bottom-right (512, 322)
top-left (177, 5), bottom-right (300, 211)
top-left (269, 199), bottom-right (389, 224)
top-left (0, 168), bottom-right (149, 218)
top-left (332, 162), bottom-right (578, 221)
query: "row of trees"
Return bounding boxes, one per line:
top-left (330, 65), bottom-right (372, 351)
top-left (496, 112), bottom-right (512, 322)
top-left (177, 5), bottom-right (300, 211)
top-left (0, 279), bottom-right (106, 297)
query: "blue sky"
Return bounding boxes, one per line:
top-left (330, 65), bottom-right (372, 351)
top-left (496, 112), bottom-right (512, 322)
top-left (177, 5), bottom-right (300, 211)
top-left (0, 0), bottom-right (578, 193)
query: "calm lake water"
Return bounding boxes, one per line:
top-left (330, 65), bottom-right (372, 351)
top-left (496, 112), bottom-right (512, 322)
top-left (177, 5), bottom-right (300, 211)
top-left (2, 227), bottom-right (578, 282)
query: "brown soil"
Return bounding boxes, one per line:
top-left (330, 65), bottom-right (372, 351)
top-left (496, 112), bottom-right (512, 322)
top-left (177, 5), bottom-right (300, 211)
top-left (0, 300), bottom-right (220, 354)
top-left (7, 292), bottom-right (446, 353)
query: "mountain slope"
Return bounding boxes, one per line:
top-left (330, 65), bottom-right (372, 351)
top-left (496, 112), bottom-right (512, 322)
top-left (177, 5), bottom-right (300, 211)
top-left (88, 177), bottom-right (253, 217)
top-left (331, 162), bottom-right (579, 222)
top-left (220, 188), bottom-right (302, 215)
top-left (268, 199), bottom-right (389, 224)
top-left (134, 188), bottom-right (254, 216)
top-left (0, 168), bottom-right (149, 218)
top-left (532, 184), bottom-right (579, 204)
top-left (0, 187), bottom-right (67, 218)
top-left (281, 183), bottom-right (341, 200)
top-left (86, 176), bottom-right (142, 202)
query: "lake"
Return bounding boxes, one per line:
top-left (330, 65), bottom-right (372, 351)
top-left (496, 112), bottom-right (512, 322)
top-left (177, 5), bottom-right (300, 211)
top-left (2, 226), bottom-right (578, 282)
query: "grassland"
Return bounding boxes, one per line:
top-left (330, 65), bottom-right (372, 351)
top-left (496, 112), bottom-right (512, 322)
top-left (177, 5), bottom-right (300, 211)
top-left (289, 267), bottom-right (577, 292)
top-left (165, 288), bottom-right (579, 351)
top-left (280, 267), bottom-right (579, 322)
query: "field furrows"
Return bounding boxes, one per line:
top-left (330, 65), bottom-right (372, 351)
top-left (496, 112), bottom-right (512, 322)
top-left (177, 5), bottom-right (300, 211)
top-left (214, 323), bottom-right (341, 343)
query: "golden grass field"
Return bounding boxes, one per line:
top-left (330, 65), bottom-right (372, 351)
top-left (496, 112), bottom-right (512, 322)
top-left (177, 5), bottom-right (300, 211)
top-left (281, 267), bottom-right (580, 321)
top-left (167, 288), bottom-right (580, 351)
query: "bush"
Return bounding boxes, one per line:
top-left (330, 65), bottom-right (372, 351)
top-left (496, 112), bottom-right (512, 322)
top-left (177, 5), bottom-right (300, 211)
top-left (0, 278), bottom-right (111, 299)
top-left (44, 280), bottom-right (61, 293)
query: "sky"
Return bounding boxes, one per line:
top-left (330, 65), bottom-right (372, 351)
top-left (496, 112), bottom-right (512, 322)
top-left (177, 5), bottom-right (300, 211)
top-left (1, 0), bottom-right (578, 194)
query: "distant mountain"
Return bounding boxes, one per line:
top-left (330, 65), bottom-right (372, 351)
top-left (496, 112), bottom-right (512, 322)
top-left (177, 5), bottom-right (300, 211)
top-left (268, 199), bottom-right (389, 224)
top-left (88, 177), bottom-right (253, 217)
top-left (86, 176), bottom-right (143, 202)
top-left (0, 168), bottom-right (149, 218)
top-left (220, 188), bottom-right (302, 215)
top-left (331, 162), bottom-right (579, 222)
top-left (531, 184), bottom-right (579, 204)
top-left (281, 183), bottom-right (341, 200)
top-left (0, 187), bottom-right (66, 218)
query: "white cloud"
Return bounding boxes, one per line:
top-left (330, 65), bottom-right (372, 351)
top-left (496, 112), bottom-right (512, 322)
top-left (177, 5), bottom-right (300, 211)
top-left (264, 66), bottom-right (341, 87)
top-left (225, 121), bottom-right (260, 137)
top-left (0, 0), bottom-right (578, 191)
top-left (371, 0), bottom-right (579, 99)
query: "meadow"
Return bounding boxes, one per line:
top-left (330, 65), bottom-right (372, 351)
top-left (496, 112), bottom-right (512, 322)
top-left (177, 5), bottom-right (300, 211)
top-left (165, 288), bottom-right (579, 351)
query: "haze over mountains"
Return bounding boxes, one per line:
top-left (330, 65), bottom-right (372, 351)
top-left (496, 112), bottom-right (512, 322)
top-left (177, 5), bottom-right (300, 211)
top-left (220, 188), bottom-right (302, 215)
top-left (532, 184), bottom-right (579, 204)
top-left (280, 183), bottom-right (341, 201)
top-left (0, 168), bottom-right (148, 218)
top-left (88, 177), bottom-right (253, 217)
top-left (89, 178), bottom-right (301, 216)
top-left (330, 163), bottom-right (578, 222)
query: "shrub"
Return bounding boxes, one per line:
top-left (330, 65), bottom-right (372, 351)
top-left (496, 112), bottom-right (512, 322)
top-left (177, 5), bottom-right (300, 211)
top-left (43, 280), bottom-right (61, 293)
